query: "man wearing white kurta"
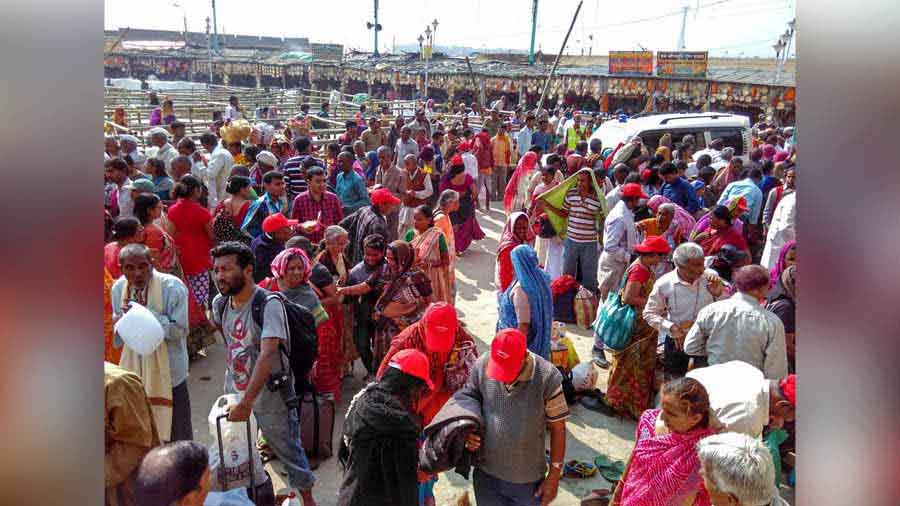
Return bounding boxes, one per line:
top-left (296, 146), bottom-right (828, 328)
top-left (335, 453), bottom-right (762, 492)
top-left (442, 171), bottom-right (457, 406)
top-left (760, 191), bottom-right (796, 270)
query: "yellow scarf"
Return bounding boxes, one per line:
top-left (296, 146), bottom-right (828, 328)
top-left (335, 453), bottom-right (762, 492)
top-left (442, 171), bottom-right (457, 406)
top-left (118, 273), bottom-right (173, 442)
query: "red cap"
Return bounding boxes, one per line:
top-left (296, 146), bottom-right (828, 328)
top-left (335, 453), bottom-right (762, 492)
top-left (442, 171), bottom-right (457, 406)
top-left (621, 183), bottom-right (648, 199)
top-left (640, 168), bottom-right (652, 181)
top-left (371, 188), bottom-right (401, 206)
top-left (779, 374), bottom-right (796, 406)
top-left (457, 141), bottom-right (471, 152)
top-left (262, 213), bottom-right (298, 234)
top-left (450, 154), bottom-right (464, 166)
top-left (486, 329), bottom-right (527, 383)
top-left (388, 349), bottom-right (434, 390)
top-left (633, 235), bottom-right (671, 254)
top-left (423, 302), bottom-right (458, 353)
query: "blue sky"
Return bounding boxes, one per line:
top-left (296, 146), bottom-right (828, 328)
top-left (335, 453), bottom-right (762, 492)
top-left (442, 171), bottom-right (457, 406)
top-left (105, 0), bottom-right (796, 58)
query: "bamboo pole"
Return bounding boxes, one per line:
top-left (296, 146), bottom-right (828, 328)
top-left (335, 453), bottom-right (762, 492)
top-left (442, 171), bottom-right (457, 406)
top-left (536, 0), bottom-right (583, 114)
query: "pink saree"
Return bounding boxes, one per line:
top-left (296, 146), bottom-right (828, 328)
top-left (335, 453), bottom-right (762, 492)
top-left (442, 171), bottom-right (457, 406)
top-left (620, 409), bottom-right (715, 506)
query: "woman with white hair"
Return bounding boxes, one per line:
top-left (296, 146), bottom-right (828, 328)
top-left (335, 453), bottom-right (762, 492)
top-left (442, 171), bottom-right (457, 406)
top-left (643, 242), bottom-right (725, 381)
top-left (697, 432), bottom-right (785, 506)
top-left (316, 225), bottom-right (357, 376)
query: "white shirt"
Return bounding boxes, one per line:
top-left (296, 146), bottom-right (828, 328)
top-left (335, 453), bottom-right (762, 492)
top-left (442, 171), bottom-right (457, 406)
top-left (684, 292), bottom-right (788, 380)
top-left (605, 185), bottom-right (622, 211)
top-left (462, 152), bottom-right (479, 181)
top-left (693, 147), bottom-right (722, 163)
top-left (153, 143), bottom-right (178, 177)
top-left (225, 104), bottom-right (241, 120)
top-left (206, 145), bottom-right (234, 210)
top-left (117, 178), bottom-right (134, 219)
top-left (601, 200), bottom-right (636, 262)
top-left (125, 149), bottom-right (147, 168)
top-left (516, 126), bottom-right (533, 156)
top-left (686, 360), bottom-right (770, 439)
top-left (643, 268), bottom-right (724, 341)
top-left (760, 192), bottom-right (796, 270)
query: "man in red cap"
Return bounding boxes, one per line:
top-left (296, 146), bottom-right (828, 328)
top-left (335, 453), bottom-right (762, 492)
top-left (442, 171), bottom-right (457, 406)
top-left (375, 302), bottom-right (477, 424)
top-left (250, 213), bottom-right (297, 283)
top-left (594, 181), bottom-right (646, 367)
top-left (686, 361), bottom-right (795, 439)
top-left (339, 187), bottom-right (401, 266)
top-left (459, 329), bottom-right (568, 506)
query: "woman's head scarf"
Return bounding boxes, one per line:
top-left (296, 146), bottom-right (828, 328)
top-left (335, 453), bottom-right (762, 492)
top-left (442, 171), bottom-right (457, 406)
top-left (498, 212), bottom-right (535, 252)
top-left (502, 244), bottom-right (553, 359)
top-left (376, 240), bottom-right (427, 313)
top-left (270, 247), bottom-right (311, 283)
top-left (781, 264), bottom-right (796, 300)
top-left (388, 240), bottom-right (415, 274)
top-left (647, 195), bottom-right (696, 239)
top-left (504, 151), bottom-right (539, 212)
top-left (655, 145), bottom-right (672, 162)
top-left (771, 240), bottom-right (796, 286)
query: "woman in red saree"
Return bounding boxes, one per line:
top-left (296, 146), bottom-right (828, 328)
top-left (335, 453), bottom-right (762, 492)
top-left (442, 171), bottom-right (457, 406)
top-left (693, 205), bottom-right (749, 258)
top-left (611, 377), bottom-right (718, 506)
top-left (495, 211), bottom-right (535, 292)
top-left (404, 205), bottom-right (452, 304)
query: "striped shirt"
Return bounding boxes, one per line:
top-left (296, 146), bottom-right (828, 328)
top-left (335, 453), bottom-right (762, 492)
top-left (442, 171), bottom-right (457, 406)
top-left (562, 188), bottom-right (604, 243)
top-left (282, 154), bottom-right (325, 198)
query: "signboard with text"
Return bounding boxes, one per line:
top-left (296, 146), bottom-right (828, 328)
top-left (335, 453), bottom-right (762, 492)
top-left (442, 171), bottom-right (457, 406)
top-left (656, 51), bottom-right (709, 78)
top-left (609, 51), bottom-right (654, 75)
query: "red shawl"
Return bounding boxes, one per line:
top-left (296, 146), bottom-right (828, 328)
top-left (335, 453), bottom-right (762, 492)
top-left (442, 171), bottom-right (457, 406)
top-left (504, 152), bottom-right (538, 212)
top-left (620, 409), bottom-right (715, 506)
top-left (375, 320), bottom-right (475, 425)
top-left (699, 226), bottom-right (748, 256)
top-left (495, 212), bottom-right (535, 292)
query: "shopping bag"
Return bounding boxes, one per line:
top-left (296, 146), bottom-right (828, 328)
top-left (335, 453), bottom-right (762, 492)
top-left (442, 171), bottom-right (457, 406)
top-left (208, 394), bottom-right (267, 493)
top-left (592, 273), bottom-right (635, 352)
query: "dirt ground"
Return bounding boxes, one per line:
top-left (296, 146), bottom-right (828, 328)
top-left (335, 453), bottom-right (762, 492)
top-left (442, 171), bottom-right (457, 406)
top-left (188, 206), bottom-right (794, 505)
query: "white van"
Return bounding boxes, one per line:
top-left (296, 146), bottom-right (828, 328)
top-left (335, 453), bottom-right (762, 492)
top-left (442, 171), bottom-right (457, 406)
top-left (590, 112), bottom-right (752, 162)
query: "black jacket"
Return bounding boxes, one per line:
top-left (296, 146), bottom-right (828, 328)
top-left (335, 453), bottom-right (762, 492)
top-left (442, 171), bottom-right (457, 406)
top-left (419, 390), bottom-right (484, 479)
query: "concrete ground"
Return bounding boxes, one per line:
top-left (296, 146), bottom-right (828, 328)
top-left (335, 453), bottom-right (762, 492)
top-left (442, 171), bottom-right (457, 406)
top-left (188, 206), bottom-right (794, 505)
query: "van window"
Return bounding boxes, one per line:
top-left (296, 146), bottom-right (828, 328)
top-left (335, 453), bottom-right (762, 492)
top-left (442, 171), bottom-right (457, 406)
top-left (639, 129), bottom-right (707, 152)
top-left (708, 128), bottom-right (745, 156)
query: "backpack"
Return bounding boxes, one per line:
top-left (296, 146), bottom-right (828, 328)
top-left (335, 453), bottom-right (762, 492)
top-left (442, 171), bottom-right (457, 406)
top-left (219, 288), bottom-right (319, 394)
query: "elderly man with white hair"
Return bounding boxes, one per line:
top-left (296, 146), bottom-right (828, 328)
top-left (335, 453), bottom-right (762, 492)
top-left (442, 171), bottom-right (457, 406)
top-left (146, 127), bottom-right (178, 178)
top-left (697, 432), bottom-right (786, 506)
top-left (119, 134), bottom-right (147, 167)
top-left (644, 242), bottom-right (726, 380)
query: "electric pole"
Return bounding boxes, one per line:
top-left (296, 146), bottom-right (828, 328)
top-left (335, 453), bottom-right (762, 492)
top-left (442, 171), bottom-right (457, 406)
top-left (529, 0), bottom-right (539, 65)
top-left (536, 0), bottom-right (583, 112)
top-left (677, 5), bottom-right (689, 50)
top-left (211, 0), bottom-right (219, 51)
top-left (366, 0), bottom-right (382, 56)
top-left (205, 17), bottom-right (213, 85)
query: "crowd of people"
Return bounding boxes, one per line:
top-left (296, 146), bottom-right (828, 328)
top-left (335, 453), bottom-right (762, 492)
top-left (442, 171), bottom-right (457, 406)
top-left (104, 93), bottom-right (797, 506)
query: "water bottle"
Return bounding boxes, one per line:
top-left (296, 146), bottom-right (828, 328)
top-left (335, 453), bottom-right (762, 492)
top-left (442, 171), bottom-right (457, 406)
top-left (282, 491), bottom-right (301, 506)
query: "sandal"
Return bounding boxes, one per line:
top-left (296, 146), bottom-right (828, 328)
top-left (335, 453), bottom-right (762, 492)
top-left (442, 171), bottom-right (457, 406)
top-left (581, 489), bottom-right (612, 506)
top-left (564, 460), bottom-right (598, 478)
top-left (598, 461), bottom-right (625, 483)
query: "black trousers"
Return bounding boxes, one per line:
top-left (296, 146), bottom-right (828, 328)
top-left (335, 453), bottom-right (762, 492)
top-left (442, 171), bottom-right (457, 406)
top-left (663, 336), bottom-right (690, 380)
top-left (171, 380), bottom-right (193, 441)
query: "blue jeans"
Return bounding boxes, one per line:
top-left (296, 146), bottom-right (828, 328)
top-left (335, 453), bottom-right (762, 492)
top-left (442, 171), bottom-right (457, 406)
top-left (255, 409), bottom-right (316, 490)
top-left (473, 468), bottom-right (541, 506)
top-left (563, 238), bottom-right (599, 293)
